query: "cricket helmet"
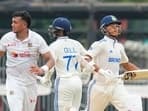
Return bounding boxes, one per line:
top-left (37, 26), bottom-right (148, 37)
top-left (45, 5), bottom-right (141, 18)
top-left (50, 17), bottom-right (72, 33)
top-left (100, 15), bottom-right (121, 29)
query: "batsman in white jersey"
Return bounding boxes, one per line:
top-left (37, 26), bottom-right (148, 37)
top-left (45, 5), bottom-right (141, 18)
top-left (85, 15), bottom-right (143, 111)
top-left (0, 10), bottom-right (55, 111)
top-left (30, 17), bottom-right (99, 111)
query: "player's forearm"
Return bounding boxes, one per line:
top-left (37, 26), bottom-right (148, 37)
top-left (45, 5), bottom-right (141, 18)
top-left (41, 51), bottom-right (55, 72)
top-left (78, 55), bottom-right (99, 73)
top-left (45, 58), bottom-right (55, 70)
top-left (30, 61), bottom-right (55, 76)
top-left (0, 51), bottom-right (5, 57)
top-left (122, 62), bottom-right (140, 71)
top-left (40, 58), bottom-right (55, 74)
top-left (30, 55), bottom-right (55, 76)
top-left (38, 67), bottom-right (54, 85)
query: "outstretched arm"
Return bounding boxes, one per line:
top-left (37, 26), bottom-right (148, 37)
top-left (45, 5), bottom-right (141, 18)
top-left (77, 55), bottom-right (99, 74)
top-left (0, 51), bottom-right (5, 57)
top-left (30, 51), bottom-right (55, 76)
top-left (121, 62), bottom-right (139, 71)
top-left (41, 51), bottom-right (55, 71)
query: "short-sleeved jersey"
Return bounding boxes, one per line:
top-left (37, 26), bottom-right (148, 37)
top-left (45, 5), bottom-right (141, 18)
top-left (88, 36), bottom-right (128, 75)
top-left (49, 36), bottom-right (87, 77)
top-left (0, 30), bottom-right (49, 85)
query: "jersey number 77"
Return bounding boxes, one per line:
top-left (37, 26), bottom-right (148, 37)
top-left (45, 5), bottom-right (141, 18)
top-left (63, 55), bottom-right (78, 71)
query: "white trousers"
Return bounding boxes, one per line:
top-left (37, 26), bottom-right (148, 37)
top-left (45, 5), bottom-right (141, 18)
top-left (54, 76), bottom-right (82, 111)
top-left (126, 94), bottom-right (143, 111)
top-left (86, 79), bottom-right (142, 111)
top-left (6, 78), bottom-right (38, 111)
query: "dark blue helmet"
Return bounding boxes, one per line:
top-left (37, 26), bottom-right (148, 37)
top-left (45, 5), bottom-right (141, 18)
top-left (51, 17), bottom-right (72, 32)
top-left (100, 15), bottom-right (121, 29)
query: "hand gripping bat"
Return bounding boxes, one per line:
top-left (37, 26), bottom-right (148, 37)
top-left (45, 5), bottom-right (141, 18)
top-left (118, 69), bottom-right (148, 80)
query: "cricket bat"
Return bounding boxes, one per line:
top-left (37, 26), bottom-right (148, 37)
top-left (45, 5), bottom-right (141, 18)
top-left (119, 69), bottom-right (148, 80)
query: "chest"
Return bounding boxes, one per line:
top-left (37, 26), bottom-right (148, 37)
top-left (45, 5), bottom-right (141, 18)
top-left (104, 44), bottom-right (121, 63)
top-left (106, 46), bottom-right (121, 57)
top-left (5, 40), bottom-right (39, 57)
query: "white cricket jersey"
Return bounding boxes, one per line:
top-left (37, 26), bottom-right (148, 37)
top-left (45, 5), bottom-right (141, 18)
top-left (88, 36), bottom-right (129, 76)
top-left (49, 36), bottom-right (87, 77)
top-left (0, 30), bottom-right (49, 85)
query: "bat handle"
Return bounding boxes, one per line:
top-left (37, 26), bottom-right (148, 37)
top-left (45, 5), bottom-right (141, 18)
top-left (119, 72), bottom-right (136, 80)
top-left (115, 74), bottom-right (124, 80)
top-left (116, 74), bottom-right (129, 80)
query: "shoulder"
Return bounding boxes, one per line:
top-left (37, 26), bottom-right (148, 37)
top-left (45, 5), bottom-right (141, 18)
top-left (117, 42), bottom-right (124, 50)
top-left (48, 40), bottom-right (59, 50)
top-left (55, 38), bottom-right (81, 45)
top-left (2, 31), bottom-right (15, 37)
top-left (49, 41), bottom-right (57, 47)
top-left (29, 30), bottom-right (46, 42)
top-left (1, 32), bottom-right (15, 40)
top-left (91, 38), bottom-right (107, 47)
top-left (68, 39), bottom-right (86, 49)
top-left (71, 39), bottom-right (83, 45)
top-left (29, 30), bottom-right (43, 38)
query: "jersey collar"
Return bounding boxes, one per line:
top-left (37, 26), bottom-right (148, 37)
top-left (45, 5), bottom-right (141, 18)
top-left (57, 36), bottom-right (69, 40)
top-left (14, 29), bottom-right (31, 42)
top-left (104, 35), bottom-right (117, 43)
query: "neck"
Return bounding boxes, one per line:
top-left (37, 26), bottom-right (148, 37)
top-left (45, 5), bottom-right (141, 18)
top-left (16, 29), bottom-right (29, 41)
top-left (106, 35), bottom-right (117, 40)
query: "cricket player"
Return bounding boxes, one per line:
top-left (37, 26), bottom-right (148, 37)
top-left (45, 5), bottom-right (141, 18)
top-left (0, 10), bottom-right (55, 111)
top-left (85, 15), bottom-right (143, 111)
top-left (31, 17), bottom-right (100, 111)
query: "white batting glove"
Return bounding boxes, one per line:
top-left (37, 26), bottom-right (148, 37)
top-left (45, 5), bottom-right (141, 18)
top-left (98, 69), bottom-right (116, 83)
top-left (78, 55), bottom-right (96, 73)
top-left (36, 76), bottom-right (51, 88)
top-left (36, 68), bottom-right (54, 87)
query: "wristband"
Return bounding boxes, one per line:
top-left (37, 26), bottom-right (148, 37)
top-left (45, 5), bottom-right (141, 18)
top-left (98, 68), bottom-right (105, 74)
top-left (41, 65), bottom-right (49, 74)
